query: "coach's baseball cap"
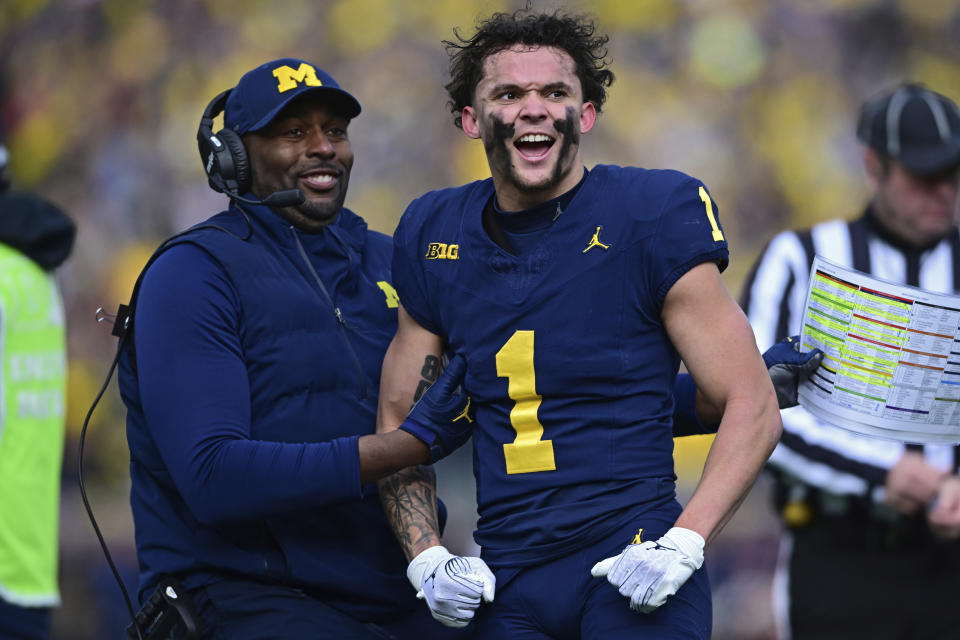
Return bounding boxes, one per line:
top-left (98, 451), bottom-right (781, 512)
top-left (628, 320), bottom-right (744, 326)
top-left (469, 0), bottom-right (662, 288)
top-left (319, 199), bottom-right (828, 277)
top-left (856, 83), bottom-right (960, 176)
top-left (224, 58), bottom-right (361, 135)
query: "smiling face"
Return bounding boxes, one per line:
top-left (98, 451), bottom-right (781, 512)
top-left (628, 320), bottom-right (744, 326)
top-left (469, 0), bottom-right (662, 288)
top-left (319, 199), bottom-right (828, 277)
top-left (244, 92), bottom-right (354, 232)
top-left (461, 45), bottom-right (596, 211)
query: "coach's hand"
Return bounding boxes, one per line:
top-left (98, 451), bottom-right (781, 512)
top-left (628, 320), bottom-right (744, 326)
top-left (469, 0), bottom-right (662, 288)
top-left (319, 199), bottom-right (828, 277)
top-left (407, 545), bottom-right (495, 628)
top-left (399, 354), bottom-right (475, 463)
top-left (591, 527), bottom-right (704, 613)
top-left (763, 335), bottom-right (824, 409)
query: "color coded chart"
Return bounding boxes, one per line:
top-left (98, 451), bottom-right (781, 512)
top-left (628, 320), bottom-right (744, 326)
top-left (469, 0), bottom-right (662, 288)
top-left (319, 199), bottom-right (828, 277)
top-left (798, 256), bottom-right (960, 443)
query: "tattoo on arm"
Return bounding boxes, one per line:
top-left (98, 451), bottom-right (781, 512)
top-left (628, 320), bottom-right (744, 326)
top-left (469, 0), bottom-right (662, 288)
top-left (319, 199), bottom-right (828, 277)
top-left (378, 465), bottom-right (441, 562)
top-left (413, 355), bottom-right (440, 402)
top-left (380, 353), bottom-right (444, 560)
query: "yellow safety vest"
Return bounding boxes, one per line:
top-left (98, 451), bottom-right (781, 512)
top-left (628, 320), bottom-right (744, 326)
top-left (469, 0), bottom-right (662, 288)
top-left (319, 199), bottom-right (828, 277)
top-left (0, 242), bottom-right (66, 607)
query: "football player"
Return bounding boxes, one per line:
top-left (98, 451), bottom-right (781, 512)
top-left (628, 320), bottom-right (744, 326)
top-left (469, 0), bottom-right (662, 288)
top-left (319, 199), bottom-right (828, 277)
top-left (376, 9), bottom-right (786, 639)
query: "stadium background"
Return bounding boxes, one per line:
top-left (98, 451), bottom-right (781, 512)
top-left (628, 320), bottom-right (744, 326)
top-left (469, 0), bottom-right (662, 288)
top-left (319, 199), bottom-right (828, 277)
top-left (2, 0), bottom-right (958, 636)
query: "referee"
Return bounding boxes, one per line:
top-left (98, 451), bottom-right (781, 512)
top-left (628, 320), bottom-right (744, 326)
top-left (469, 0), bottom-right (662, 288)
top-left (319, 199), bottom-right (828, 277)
top-left (741, 83), bottom-right (960, 639)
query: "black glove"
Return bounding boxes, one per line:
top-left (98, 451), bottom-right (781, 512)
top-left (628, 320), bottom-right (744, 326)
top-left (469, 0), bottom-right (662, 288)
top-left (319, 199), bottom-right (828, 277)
top-left (762, 335), bottom-right (824, 409)
top-left (399, 354), bottom-right (475, 462)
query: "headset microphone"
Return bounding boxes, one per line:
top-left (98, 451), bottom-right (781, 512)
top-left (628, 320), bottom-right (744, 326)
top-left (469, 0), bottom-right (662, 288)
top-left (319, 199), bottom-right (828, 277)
top-left (258, 188), bottom-right (305, 207)
top-left (222, 187), bottom-right (305, 208)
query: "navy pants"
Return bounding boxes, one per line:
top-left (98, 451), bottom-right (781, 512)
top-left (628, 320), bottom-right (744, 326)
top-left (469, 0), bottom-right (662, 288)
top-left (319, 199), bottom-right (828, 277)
top-left (0, 599), bottom-right (51, 640)
top-left (190, 578), bottom-right (474, 640)
top-left (474, 508), bottom-right (712, 640)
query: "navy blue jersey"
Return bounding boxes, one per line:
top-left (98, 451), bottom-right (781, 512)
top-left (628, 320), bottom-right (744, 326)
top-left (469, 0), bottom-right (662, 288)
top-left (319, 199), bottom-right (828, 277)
top-left (392, 165), bottom-right (728, 567)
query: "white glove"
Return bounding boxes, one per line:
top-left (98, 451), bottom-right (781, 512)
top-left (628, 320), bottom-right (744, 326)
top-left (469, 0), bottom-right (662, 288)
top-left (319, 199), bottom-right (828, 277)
top-left (590, 527), bottom-right (704, 613)
top-left (407, 545), bottom-right (496, 628)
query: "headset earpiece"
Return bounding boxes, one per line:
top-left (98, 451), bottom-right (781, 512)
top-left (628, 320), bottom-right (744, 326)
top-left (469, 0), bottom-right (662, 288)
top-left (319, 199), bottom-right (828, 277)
top-left (197, 89), bottom-right (251, 195)
top-left (215, 128), bottom-right (251, 194)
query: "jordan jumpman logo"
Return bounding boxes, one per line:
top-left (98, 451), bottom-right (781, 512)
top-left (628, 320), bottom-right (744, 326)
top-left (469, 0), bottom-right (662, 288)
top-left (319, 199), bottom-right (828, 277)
top-left (583, 226), bottom-right (611, 253)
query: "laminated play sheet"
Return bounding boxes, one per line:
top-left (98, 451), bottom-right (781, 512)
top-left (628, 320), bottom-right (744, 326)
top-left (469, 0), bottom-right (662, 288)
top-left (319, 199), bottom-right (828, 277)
top-left (797, 256), bottom-right (960, 443)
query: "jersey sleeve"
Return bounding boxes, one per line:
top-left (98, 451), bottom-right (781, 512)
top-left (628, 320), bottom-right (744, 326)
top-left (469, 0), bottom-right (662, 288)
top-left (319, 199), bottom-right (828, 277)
top-left (643, 178), bottom-right (730, 309)
top-left (391, 202), bottom-right (443, 334)
top-left (134, 244), bottom-right (363, 525)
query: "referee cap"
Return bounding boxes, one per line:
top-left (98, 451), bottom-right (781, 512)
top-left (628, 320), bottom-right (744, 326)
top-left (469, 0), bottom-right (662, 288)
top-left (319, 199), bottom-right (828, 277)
top-left (856, 83), bottom-right (960, 176)
top-left (225, 58), bottom-right (361, 136)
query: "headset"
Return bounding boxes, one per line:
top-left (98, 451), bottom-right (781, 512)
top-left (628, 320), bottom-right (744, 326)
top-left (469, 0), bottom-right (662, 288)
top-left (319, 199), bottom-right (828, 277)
top-left (79, 85), bottom-right (306, 639)
top-left (196, 89), bottom-right (304, 208)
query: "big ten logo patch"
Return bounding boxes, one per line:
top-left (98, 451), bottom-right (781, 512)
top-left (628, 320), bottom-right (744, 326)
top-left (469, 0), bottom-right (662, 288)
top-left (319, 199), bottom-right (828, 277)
top-left (425, 242), bottom-right (459, 260)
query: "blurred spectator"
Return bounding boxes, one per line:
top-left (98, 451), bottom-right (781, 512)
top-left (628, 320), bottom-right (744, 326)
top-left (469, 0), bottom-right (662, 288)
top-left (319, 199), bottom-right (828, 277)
top-left (0, 143), bottom-right (75, 639)
top-left (740, 84), bottom-right (960, 639)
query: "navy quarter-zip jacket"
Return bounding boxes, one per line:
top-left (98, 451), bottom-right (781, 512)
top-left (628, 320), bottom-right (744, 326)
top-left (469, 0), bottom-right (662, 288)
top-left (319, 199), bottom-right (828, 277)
top-left (118, 201), bottom-right (424, 621)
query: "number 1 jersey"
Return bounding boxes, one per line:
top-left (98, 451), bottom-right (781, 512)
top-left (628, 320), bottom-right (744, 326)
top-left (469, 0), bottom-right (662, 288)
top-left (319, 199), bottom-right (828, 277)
top-left (392, 165), bottom-right (729, 567)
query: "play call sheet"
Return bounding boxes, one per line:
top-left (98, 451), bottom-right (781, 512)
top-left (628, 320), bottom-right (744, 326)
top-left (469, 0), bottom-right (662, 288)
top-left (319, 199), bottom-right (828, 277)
top-left (798, 256), bottom-right (960, 443)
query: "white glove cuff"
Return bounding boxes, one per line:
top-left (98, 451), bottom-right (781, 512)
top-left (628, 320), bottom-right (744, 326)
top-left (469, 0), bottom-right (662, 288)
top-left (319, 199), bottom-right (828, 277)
top-left (406, 545), bottom-right (453, 592)
top-left (662, 527), bottom-right (705, 569)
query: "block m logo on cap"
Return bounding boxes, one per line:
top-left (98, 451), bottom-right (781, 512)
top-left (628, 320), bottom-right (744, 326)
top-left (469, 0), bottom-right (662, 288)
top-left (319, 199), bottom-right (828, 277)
top-left (272, 63), bottom-right (323, 93)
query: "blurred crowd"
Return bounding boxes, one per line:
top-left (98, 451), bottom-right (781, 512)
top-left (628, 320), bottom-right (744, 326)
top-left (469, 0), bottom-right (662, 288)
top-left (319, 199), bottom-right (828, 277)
top-left (1, 0), bottom-right (958, 637)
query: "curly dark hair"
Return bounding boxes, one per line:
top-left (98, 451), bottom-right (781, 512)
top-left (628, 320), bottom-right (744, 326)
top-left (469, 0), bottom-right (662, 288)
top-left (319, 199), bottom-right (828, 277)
top-left (443, 9), bottom-right (615, 129)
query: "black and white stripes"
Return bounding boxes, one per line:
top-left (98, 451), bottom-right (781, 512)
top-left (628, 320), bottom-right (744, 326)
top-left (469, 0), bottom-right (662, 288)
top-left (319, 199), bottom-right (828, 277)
top-left (740, 208), bottom-right (960, 501)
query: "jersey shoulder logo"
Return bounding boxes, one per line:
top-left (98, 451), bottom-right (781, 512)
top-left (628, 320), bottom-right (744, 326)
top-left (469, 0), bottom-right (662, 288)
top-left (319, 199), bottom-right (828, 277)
top-left (583, 226), bottom-right (611, 253)
top-left (376, 281), bottom-right (399, 308)
top-left (425, 242), bottom-right (459, 260)
top-left (631, 528), bottom-right (644, 545)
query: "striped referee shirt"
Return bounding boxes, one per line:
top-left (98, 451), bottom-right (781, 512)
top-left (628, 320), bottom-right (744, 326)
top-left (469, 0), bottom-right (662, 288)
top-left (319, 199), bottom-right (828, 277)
top-left (740, 207), bottom-right (960, 505)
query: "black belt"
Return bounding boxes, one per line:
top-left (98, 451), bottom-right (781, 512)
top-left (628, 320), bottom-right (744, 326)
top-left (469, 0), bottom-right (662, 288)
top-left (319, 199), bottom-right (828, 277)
top-left (775, 482), bottom-right (935, 552)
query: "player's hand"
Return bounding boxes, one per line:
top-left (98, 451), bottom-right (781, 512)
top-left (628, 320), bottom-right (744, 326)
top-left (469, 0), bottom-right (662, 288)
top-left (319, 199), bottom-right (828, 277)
top-left (885, 451), bottom-right (946, 515)
top-left (407, 545), bottom-right (495, 628)
top-left (398, 354), bottom-right (475, 463)
top-left (763, 335), bottom-right (824, 409)
top-left (590, 527), bottom-right (704, 613)
top-left (928, 475), bottom-right (960, 540)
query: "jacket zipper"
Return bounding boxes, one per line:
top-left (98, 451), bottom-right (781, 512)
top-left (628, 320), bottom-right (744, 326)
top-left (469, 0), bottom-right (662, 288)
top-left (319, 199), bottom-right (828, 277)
top-left (290, 226), bottom-right (368, 400)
